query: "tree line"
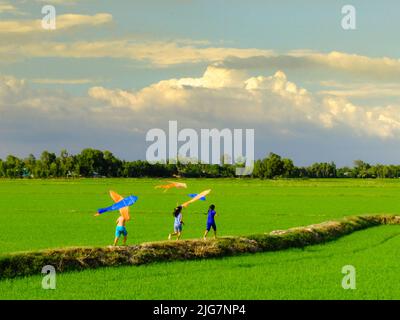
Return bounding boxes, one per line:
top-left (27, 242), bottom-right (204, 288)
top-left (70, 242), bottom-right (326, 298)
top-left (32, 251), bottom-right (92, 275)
top-left (0, 149), bottom-right (399, 179)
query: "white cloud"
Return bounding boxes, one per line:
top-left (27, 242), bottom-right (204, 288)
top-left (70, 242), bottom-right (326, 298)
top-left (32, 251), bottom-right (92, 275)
top-left (35, 0), bottom-right (80, 4)
top-left (2, 65), bottom-right (400, 163)
top-left (0, 2), bottom-right (17, 13)
top-left (31, 78), bottom-right (99, 85)
top-left (0, 40), bottom-right (273, 66)
top-left (319, 98), bottom-right (400, 138)
top-left (301, 51), bottom-right (400, 79)
top-left (2, 68), bottom-right (400, 165)
top-left (88, 86), bottom-right (141, 109)
top-left (0, 13), bottom-right (112, 33)
top-left (319, 83), bottom-right (400, 98)
top-left (222, 50), bottom-right (400, 81)
top-left (88, 65), bottom-right (400, 139)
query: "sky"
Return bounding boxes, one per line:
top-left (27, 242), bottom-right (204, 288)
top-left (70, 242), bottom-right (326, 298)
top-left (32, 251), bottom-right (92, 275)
top-left (1, 0), bottom-right (400, 166)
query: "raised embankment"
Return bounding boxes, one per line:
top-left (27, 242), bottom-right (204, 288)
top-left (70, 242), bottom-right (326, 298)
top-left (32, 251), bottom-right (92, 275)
top-left (1, 214), bottom-right (399, 279)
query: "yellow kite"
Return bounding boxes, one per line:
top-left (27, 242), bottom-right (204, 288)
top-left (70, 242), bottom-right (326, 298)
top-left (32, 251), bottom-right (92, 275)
top-left (155, 181), bottom-right (187, 192)
top-left (181, 189), bottom-right (211, 208)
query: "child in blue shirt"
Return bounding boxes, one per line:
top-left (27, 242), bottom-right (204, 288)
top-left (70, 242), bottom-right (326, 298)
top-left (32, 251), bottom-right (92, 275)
top-left (203, 204), bottom-right (217, 240)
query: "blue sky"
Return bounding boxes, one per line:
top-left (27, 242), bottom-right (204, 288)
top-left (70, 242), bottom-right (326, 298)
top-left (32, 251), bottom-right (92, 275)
top-left (1, 0), bottom-right (400, 166)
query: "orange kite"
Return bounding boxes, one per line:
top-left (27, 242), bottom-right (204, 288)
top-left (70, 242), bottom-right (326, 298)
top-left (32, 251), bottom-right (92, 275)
top-left (155, 181), bottom-right (187, 192)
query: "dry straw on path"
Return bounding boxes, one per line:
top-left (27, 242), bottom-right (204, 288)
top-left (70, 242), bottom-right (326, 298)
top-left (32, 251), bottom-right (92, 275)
top-left (1, 215), bottom-right (399, 279)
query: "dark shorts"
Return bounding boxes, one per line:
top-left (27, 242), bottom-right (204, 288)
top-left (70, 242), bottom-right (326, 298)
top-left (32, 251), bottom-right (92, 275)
top-left (206, 222), bottom-right (217, 232)
top-left (174, 224), bottom-right (183, 232)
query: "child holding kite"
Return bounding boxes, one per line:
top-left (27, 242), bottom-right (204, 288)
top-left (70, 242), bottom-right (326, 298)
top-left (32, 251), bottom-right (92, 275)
top-left (168, 206), bottom-right (184, 240)
top-left (203, 204), bottom-right (217, 240)
top-left (95, 190), bottom-right (137, 247)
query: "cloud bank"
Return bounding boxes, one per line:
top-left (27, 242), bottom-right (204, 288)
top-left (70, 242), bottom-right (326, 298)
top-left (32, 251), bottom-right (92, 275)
top-left (88, 65), bottom-right (400, 139)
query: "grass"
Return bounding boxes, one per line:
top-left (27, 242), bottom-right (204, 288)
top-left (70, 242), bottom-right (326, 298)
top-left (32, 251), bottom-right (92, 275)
top-left (1, 225), bottom-right (400, 299)
top-left (1, 214), bottom-right (398, 279)
top-left (1, 178), bottom-right (400, 299)
top-left (2, 178), bottom-right (400, 255)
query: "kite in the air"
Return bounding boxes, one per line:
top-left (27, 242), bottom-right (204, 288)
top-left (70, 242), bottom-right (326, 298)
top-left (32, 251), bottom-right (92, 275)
top-left (95, 190), bottom-right (137, 220)
top-left (95, 190), bottom-right (138, 246)
top-left (155, 181), bottom-right (187, 192)
top-left (181, 189), bottom-right (211, 208)
top-left (188, 193), bottom-right (207, 201)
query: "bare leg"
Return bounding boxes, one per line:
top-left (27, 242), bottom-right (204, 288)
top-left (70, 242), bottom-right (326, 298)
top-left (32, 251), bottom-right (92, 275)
top-left (113, 237), bottom-right (119, 246)
top-left (203, 230), bottom-right (209, 240)
top-left (177, 231), bottom-right (181, 240)
top-left (168, 232), bottom-right (178, 240)
top-left (213, 229), bottom-right (217, 239)
top-left (123, 236), bottom-right (127, 245)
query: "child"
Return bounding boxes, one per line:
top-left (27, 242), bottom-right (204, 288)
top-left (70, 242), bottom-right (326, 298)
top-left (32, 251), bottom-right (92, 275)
top-left (113, 215), bottom-right (128, 246)
top-left (203, 204), bottom-right (217, 240)
top-left (168, 206), bottom-right (183, 240)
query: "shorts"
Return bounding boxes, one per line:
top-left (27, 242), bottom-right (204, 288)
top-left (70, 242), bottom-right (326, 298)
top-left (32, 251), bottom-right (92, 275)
top-left (115, 226), bottom-right (128, 238)
top-left (206, 222), bottom-right (217, 232)
top-left (174, 224), bottom-right (183, 232)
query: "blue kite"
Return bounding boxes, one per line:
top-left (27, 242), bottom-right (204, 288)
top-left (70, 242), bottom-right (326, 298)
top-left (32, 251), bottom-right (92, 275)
top-left (188, 193), bottom-right (206, 201)
top-left (95, 190), bottom-right (138, 220)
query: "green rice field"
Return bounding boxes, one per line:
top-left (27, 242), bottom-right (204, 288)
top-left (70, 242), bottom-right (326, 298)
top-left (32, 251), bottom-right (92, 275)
top-left (1, 178), bottom-right (400, 299)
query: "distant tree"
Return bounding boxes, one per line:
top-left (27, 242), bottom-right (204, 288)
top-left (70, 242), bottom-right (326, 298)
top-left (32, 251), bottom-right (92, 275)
top-left (23, 154), bottom-right (36, 178)
top-left (282, 158), bottom-right (295, 178)
top-left (353, 160), bottom-right (371, 178)
top-left (307, 162), bottom-right (336, 178)
top-left (39, 151), bottom-right (57, 177)
top-left (77, 148), bottom-right (106, 177)
top-left (0, 159), bottom-right (4, 177)
top-left (103, 151), bottom-right (122, 177)
top-left (252, 159), bottom-right (264, 178)
top-left (252, 153), bottom-right (285, 179)
top-left (337, 166), bottom-right (353, 178)
top-left (4, 148), bottom-right (400, 180)
top-left (58, 149), bottom-right (77, 177)
top-left (265, 153), bottom-right (284, 178)
top-left (5, 155), bottom-right (23, 178)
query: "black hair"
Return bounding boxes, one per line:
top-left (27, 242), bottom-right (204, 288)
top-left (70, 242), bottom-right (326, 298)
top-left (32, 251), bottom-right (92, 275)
top-left (209, 204), bottom-right (215, 210)
top-left (173, 205), bottom-right (182, 217)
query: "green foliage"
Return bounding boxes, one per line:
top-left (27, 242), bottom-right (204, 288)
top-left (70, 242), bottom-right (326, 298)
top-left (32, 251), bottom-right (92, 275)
top-left (1, 148), bottom-right (400, 179)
